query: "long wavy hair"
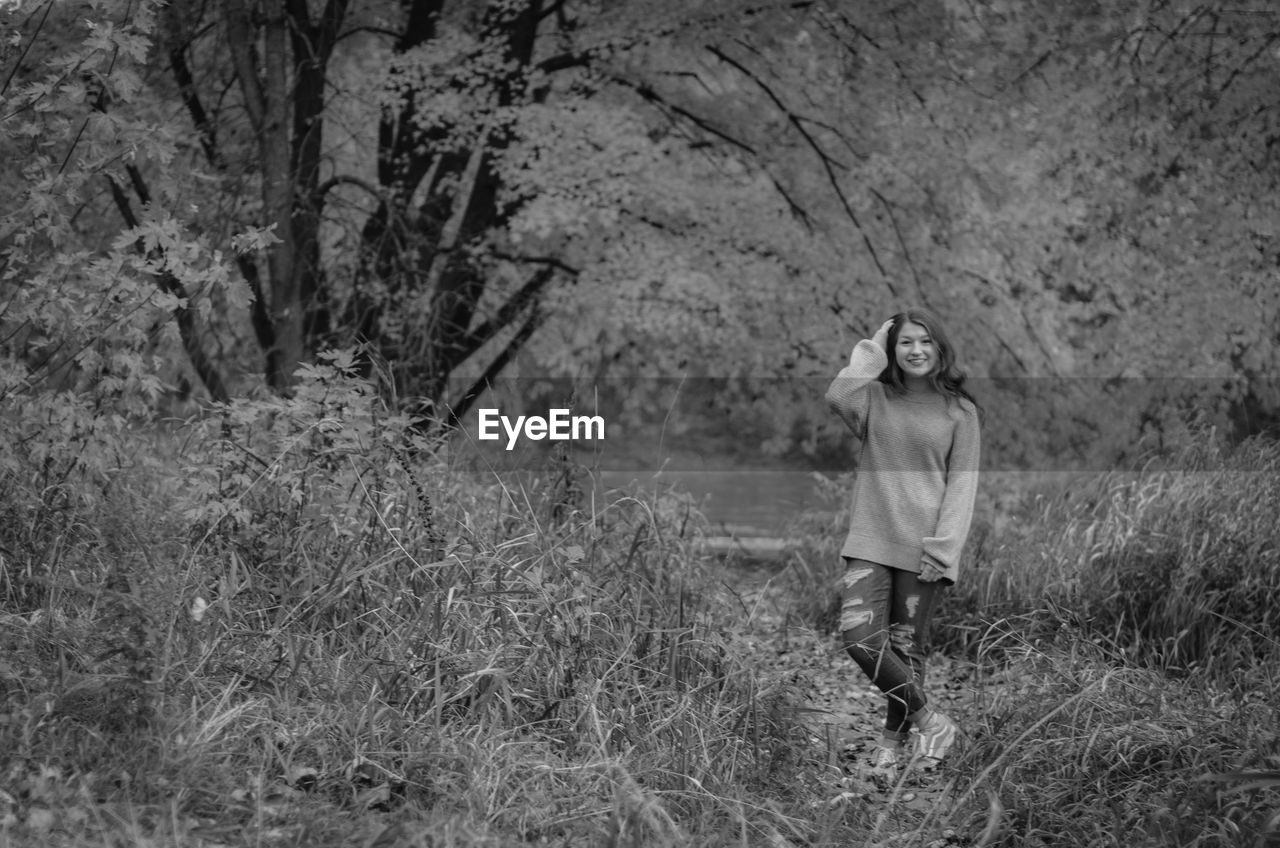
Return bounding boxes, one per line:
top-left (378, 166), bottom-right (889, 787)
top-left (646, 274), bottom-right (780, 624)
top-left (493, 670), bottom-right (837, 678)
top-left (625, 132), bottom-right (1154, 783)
top-left (879, 307), bottom-right (979, 412)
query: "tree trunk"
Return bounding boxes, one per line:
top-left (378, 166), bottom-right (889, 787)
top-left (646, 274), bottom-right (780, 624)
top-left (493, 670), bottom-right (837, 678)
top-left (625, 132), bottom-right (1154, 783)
top-left (288, 0), bottom-right (349, 350)
top-left (366, 0), bottom-right (545, 415)
top-left (224, 0), bottom-right (550, 403)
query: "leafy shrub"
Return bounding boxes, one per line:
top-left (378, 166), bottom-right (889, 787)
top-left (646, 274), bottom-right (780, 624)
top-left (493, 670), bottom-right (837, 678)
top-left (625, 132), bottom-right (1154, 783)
top-left (177, 349), bottom-right (443, 635)
top-left (0, 362), bottom-right (821, 846)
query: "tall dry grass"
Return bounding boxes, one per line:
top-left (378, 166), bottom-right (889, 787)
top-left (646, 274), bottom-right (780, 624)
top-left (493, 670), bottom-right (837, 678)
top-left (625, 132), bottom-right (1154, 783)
top-left (937, 431), bottom-right (1280, 846)
top-left (933, 630), bottom-right (1280, 848)
top-left (3, 377), bottom-right (1277, 848)
top-left (944, 431), bottom-right (1280, 676)
top-left (0, 370), bottom-right (824, 847)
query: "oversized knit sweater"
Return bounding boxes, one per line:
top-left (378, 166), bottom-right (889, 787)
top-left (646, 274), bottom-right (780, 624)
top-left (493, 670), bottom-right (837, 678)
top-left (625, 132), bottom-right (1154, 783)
top-left (825, 339), bottom-right (981, 584)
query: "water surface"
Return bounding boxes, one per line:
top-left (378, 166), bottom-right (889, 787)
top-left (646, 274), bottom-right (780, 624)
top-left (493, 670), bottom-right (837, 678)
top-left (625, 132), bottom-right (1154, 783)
top-left (594, 469), bottom-right (838, 537)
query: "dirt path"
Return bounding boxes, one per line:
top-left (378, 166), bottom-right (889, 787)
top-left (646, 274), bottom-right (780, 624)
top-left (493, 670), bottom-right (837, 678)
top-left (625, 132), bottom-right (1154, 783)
top-left (719, 554), bottom-right (983, 843)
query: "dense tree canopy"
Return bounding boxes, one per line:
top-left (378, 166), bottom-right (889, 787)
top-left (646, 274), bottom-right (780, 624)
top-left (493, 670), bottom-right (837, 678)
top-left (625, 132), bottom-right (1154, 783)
top-left (1, 0), bottom-right (1277, 474)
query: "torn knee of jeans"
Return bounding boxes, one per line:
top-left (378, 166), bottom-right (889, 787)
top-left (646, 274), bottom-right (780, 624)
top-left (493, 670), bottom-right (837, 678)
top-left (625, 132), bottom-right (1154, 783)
top-left (889, 623), bottom-right (918, 654)
top-left (844, 566), bottom-right (874, 587)
top-left (840, 606), bottom-right (874, 632)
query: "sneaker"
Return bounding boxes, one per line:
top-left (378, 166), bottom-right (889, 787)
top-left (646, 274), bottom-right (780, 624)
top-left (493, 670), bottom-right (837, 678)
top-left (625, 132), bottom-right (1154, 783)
top-left (868, 744), bottom-right (901, 790)
top-left (914, 710), bottom-right (959, 768)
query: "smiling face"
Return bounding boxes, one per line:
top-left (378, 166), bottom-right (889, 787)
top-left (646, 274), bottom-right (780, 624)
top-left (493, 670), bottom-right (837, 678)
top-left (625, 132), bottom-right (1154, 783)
top-left (894, 321), bottom-right (937, 381)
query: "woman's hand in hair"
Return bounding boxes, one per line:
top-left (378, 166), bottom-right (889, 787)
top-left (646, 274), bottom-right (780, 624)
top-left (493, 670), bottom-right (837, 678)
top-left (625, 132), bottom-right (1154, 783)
top-left (871, 318), bottom-right (896, 352)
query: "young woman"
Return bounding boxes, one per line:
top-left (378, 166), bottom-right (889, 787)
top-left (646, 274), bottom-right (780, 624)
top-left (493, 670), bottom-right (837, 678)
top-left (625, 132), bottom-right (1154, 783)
top-left (824, 307), bottom-right (981, 783)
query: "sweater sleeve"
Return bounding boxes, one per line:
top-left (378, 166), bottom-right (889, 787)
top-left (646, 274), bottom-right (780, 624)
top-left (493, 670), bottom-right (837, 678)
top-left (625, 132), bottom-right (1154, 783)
top-left (825, 339), bottom-right (888, 437)
top-left (921, 402), bottom-right (981, 583)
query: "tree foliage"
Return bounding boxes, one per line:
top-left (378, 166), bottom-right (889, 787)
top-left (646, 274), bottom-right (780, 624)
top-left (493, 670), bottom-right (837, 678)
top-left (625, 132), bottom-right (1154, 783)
top-left (1, 0), bottom-right (1278, 471)
top-left (563, 0), bottom-right (1280, 467)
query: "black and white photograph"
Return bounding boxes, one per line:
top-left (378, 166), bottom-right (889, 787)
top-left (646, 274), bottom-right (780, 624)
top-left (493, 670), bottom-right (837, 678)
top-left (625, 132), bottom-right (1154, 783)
top-left (1, 1), bottom-right (1278, 845)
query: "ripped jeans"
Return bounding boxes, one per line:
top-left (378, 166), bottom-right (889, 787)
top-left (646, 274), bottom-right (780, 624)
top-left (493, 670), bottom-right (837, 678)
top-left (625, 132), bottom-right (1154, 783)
top-left (839, 558), bottom-right (943, 740)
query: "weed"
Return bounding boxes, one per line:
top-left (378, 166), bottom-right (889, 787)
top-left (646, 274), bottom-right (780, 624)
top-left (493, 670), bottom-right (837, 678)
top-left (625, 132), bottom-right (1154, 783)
top-left (0, 365), bottom-right (824, 846)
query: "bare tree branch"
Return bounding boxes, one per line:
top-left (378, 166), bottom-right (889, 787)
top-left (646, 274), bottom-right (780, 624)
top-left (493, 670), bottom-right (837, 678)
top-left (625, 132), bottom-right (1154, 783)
top-left (443, 306), bottom-right (542, 430)
top-left (163, 7), bottom-right (275, 358)
top-left (1, 0), bottom-right (53, 100)
top-left (224, 0), bottom-right (265, 130)
top-left (868, 187), bottom-right (924, 305)
top-left (612, 74), bottom-right (815, 229)
top-left (314, 174), bottom-right (384, 204)
top-left (452, 263), bottom-right (564, 365)
top-left (707, 43), bottom-right (888, 278)
top-left (105, 174), bottom-right (231, 403)
top-left (165, 27), bottom-right (218, 165)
